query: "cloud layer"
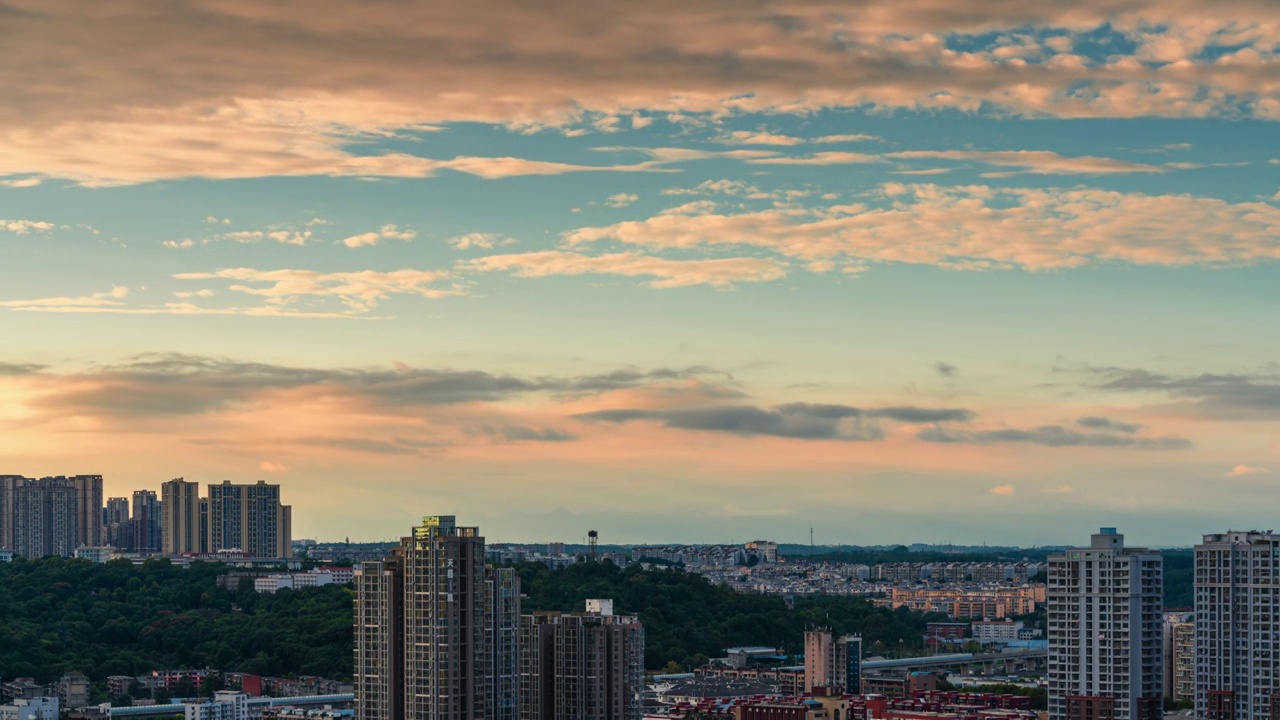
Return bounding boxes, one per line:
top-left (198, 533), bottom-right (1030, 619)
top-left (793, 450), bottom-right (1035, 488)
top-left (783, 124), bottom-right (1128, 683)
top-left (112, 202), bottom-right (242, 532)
top-left (4, 0), bottom-right (1280, 182)
top-left (564, 184), bottom-right (1280, 271)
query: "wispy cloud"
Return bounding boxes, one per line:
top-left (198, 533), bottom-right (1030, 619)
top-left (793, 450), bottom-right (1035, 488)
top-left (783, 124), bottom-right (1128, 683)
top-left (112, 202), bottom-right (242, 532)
top-left (576, 403), bottom-right (973, 440)
top-left (2, 219), bottom-right (55, 234)
top-left (884, 150), bottom-right (1174, 175)
top-left (342, 224), bottom-right (417, 248)
top-left (174, 268), bottom-right (463, 312)
top-left (565, 184), bottom-right (1280, 272)
top-left (919, 424), bottom-right (1191, 449)
top-left (460, 251), bottom-right (788, 288)
top-left (1228, 464), bottom-right (1270, 477)
top-left (448, 233), bottom-right (516, 250)
top-left (604, 193), bottom-right (639, 207)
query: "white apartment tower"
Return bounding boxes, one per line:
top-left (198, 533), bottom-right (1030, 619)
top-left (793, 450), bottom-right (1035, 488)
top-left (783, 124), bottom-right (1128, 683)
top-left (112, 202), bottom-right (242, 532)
top-left (1048, 528), bottom-right (1163, 720)
top-left (1194, 531), bottom-right (1280, 720)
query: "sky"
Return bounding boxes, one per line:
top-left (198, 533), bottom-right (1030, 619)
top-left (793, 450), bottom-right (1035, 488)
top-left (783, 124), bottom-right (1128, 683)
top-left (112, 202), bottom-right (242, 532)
top-left (2, 0), bottom-right (1279, 547)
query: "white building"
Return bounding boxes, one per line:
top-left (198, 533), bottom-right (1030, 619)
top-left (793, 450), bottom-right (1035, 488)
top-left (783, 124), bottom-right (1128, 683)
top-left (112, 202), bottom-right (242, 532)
top-left (585, 598), bottom-right (614, 615)
top-left (0, 698), bottom-right (59, 720)
top-left (1194, 531), bottom-right (1280, 720)
top-left (292, 570), bottom-right (333, 588)
top-left (74, 545), bottom-right (118, 564)
top-left (326, 566), bottom-right (354, 584)
top-left (972, 620), bottom-right (1023, 644)
top-left (253, 575), bottom-right (294, 593)
top-left (0, 549), bottom-right (13, 563)
top-left (1047, 528), bottom-right (1163, 720)
top-left (183, 692), bottom-right (248, 720)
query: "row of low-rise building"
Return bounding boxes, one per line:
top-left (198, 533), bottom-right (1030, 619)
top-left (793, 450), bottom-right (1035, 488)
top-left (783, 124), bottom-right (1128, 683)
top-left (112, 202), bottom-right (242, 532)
top-left (655, 688), bottom-right (1037, 720)
top-left (353, 515), bottom-right (646, 720)
top-left (2, 674), bottom-right (89, 709)
top-left (868, 563), bottom-right (1042, 585)
top-left (687, 561), bottom-right (1045, 606)
top-left (252, 567), bottom-right (355, 593)
top-left (632, 544), bottom-right (767, 569)
top-left (0, 476), bottom-right (293, 560)
top-left (882, 586), bottom-right (1044, 620)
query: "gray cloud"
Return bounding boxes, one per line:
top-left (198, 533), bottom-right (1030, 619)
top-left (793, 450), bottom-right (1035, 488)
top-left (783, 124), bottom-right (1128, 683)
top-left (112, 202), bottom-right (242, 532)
top-left (1076, 415), bottom-right (1141, 433)
top-left (576, 402), bottom-right (972, 440)
top-left (191, 435), bottom-right (448, 455)
top-left (0, 362), bottom-right (45, 376)
top-left (918, 425), bottom-right (1191, 449)
top-left (19, 353), bottom-right (725, 417)
top-left (1093, 367), bottom-right (1280, 419)
top-left (476, 422), bottom-right (581, 440)
top-left (934, 361), bottom-right (958, 377)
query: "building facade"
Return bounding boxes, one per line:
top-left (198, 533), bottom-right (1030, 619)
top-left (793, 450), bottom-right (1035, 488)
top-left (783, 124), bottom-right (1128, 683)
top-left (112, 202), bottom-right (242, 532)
top-left (804, 631), bottom-right (862, 694)
top-left (1194, 531), bottom-right (1280, 720)
top-left (1047, 528), bottom-right (1163, 720)
top-left (0, 698), bottom-right (59, 720)
top-left (11, 477), bottom-right (80, 558)
top-left (104, 496), bottom-right (131, 550)
top-left (69, 475), bottom-right (103, 548)
top-left (353, 516), bottom-right (520, 720)
top-left (183, 692), bottom-right (248, 720)
top-left (207, 481), bottom-right (291, 559)
top-left (131, 489), bottom-right (162, 552)
top-left (517, 601), bottom-right (644, 720)
top-left (1161, 612), bottom-right (1194, 704)
top-left (161, 478), bottom-right (204, 554)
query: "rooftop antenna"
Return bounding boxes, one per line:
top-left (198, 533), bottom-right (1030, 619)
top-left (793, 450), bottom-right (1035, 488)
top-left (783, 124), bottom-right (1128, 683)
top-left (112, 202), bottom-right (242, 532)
top-left (588, 530), bottom-right (598, 561)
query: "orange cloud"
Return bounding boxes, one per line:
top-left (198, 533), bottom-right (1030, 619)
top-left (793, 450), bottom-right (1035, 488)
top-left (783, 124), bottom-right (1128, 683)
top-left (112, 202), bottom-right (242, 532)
top-left (5, 1), bottom-right (1280, 183)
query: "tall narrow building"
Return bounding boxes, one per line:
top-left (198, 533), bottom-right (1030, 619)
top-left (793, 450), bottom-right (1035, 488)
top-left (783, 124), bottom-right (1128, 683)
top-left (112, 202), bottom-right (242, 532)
top-left (804, 630), bottom-right (862, 694)
top-left (355, 551), bottom-right (405, 720)
top-left (207, 481), bottom-right (291, 558)
top-left (518, 600), bottom-right (645, 720)
top-left (353, 515), bottom-right (520, 720)
top-left (1047, 528), bottom-right (1163, 720)
top-left (161, 478), bottom-right (203, 554)
top-left (104, 496), bottom-right (132, 549)
top-left (70, 475), bottom-right (103, 547)
top-left (131, 489), bottom-right (162, 552)
top-left (0, 475), bottom-right (20, 550)
top-left (1194, 531), bottom-right (1280, 720)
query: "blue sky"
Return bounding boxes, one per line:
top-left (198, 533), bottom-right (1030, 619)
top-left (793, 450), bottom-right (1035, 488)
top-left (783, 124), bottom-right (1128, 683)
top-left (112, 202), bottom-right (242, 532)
top-left (2, 0), bottom-right (1279, 546)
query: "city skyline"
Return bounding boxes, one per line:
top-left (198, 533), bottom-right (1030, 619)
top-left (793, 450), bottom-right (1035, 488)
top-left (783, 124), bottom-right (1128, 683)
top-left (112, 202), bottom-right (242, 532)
top-left (3, 1), bottom-right (1280, 546)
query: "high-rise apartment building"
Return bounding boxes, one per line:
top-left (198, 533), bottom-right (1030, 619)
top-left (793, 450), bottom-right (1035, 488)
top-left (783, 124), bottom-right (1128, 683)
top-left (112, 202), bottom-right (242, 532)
top-left (518, 600), bottom-right (645, 720)
top-left (11, 477), bottom-right (80, 558)
top-left (199, 498), bottom-right (210, 557)
top-left (161, 478), bottom-right (204, 554)
top-left (1047, 528), bottom-right (1163, 720)
top-left (355, 553), bottom-right (405, 720)
top-left (131, 490), bottom-right (162, 552)
top-left (70, 475), bottom-right (103, 548)
top-left (804, 630), bottom-right (862, 694)
top-left (104, 497), bottom-right (131, 550)
top-left (353, 515), bottom-right (520, 720)
top-left (1194, 531), bottom-right (1280, 720)
top-left (0, 475), bottom-right (19, 550)
top-left (1161, 613), bottom-right (1194, 705)
top-left (206, 481), bottom-right (291, 558)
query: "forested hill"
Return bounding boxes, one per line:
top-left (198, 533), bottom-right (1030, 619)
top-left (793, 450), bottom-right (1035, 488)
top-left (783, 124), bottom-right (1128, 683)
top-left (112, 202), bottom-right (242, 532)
top-left (0, 558), bottom-right (353, 685)
top-left (514, 561), bottom-right (945, 669)
top-left (1, 557), bottom-right (940, 688)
